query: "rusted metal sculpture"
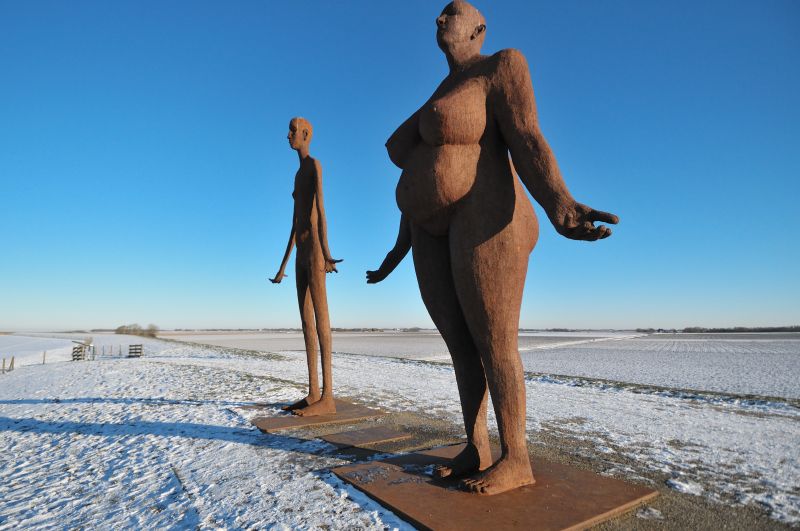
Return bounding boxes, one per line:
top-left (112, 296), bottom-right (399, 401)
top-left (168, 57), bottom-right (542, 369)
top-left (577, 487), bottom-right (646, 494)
top-left (368, 1), bottom-right (618, 494)
top-left (272, 117), bottom-right (341, 417)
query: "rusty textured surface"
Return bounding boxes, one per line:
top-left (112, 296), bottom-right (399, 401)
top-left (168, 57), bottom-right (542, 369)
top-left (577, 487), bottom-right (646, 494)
top-left (251, 400), bottom-right (383, 433)
top-left (366, 1), bottom-right (619, 495)
top-left (269, 117), bottom-right (342, 417)
top-left (321, 426), bottom-right (411, 449)
top-left (333, 444), bottom-right (656, 531)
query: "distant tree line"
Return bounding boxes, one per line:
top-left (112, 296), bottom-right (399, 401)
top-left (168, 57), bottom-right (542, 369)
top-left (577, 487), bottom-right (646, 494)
top-left (682, 326), bottom-right (800, 333)
top-left (331, 327), bottom-right (386, 332)
top-left (115, 323), bottom-right (159, 337)
top-left (635, 326), bottom-right (799, 334)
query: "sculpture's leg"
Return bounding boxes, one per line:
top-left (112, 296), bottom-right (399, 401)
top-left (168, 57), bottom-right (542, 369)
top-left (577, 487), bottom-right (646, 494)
top-left (294, 257), bottom-right (336, 417)
top-left (411, 223), bottom-right (492, 478)
top-left (450, 189), bottom-right (538, 495)
top-left (284, 263), bottom-right (321, 411)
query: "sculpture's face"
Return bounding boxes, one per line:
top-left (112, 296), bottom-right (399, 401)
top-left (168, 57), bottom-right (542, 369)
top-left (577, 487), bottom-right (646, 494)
top-left (287, 120), bottom-right (308, 151)
top-left (436, 1), bottom-right (485, 53)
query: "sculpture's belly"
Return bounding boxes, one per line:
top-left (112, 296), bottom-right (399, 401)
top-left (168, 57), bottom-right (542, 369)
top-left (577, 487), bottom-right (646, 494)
top-left (396, 143), bottom-right (480, 235)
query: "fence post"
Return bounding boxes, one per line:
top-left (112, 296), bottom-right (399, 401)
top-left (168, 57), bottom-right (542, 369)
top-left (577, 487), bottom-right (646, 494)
top-left (1, 358), bottom-right (5, 374)
top-left (9, 357), bottom-right (14, 371)
top-left (43, 350), bottom-right (47, 364)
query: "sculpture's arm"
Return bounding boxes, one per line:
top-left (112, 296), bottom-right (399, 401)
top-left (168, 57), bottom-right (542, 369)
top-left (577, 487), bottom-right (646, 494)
top-left (492, 49), bottom-right (618, 240)
top-left (386, 109), bottom-right (422, 169)
top-left (366, 214), bottom-right (411, 284)
top-left (270, 207), bottom-right (295, 284)
top-left (313, 160), bottom-right (342, 273)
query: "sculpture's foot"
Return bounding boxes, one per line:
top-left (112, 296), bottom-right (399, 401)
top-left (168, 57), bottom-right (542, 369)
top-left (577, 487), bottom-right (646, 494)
top-left (292, 396), bottom-right (336, 417)
top-left (281, 394), bottom-right (320, 411)
top-left (433, 443), bottom-right (491, 479)
top-left (460, 455), bottom-right (535, 495)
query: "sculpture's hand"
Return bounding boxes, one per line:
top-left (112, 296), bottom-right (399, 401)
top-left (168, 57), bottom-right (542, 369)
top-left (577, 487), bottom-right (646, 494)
top-left (366, 268), bottom-right (389, 284)
top-left (325, 258), bottom-right (343, 273)
top-left (556, 202), bottom-right (619, 241)
top-left (269, 272), bottom-right (288, 284)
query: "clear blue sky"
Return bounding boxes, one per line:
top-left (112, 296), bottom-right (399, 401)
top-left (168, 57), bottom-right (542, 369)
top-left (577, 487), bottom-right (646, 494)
top-left (1, 1), bottom-right (798, 331)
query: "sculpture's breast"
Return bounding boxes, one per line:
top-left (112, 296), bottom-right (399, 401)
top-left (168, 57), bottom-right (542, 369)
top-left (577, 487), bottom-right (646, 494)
top-left (419, 80), bottom-right (487, 146)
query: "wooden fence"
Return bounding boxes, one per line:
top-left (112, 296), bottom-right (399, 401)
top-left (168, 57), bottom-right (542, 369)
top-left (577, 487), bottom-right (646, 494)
top-left (1, 343), bottom-right (143, 371)
top-left (72, 345), bottom-right (87, 361)
top-left (128, 344), bottom-right (143, 358)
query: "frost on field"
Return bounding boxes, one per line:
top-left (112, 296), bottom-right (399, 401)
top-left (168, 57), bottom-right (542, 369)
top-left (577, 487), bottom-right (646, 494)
top-left (1, 333), bottom-right (799, 526)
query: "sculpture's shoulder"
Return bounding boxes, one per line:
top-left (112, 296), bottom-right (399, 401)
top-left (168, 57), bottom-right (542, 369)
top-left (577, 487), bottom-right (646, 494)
top-left (490, 48), bottom-right (530, 78)
top-left (302, 156), bottom-right (322, 177)
top-left (311, 157), bottom-right (323, 178)
top-left (485, 49), bottom-right (533, 101)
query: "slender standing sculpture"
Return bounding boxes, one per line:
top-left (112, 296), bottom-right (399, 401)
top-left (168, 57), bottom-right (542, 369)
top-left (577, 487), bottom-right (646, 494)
top-left (271, 117), bottom-right (342, 417)
top-left (367, 1), bottom-right (619, 495)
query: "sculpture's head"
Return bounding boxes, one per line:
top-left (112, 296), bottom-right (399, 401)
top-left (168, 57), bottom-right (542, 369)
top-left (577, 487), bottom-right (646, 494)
top-left (287, 117), bottom-right (313, 151)
top-left (436, 1), bottom-right (486, 57)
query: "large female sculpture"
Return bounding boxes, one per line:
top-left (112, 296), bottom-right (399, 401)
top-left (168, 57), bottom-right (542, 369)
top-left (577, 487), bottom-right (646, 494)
top-left (271, 117), bottom-right (341, 417)
top-left (367, 1), bottom-right (618, 495)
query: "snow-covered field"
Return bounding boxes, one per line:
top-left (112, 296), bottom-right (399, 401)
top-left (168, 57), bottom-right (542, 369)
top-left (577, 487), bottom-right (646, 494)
top-left (0, 333), bottom-right (166, 367)
top-left (519, 334), bottom-right (800, 399)
top-left (0, 335), bottom-right (75, 366)
top-left (164, 330), bottom-right (800, 399)
top-left (159, 330), bottom-right (639, 361)
top-left (1, 333), bottom-right (799, 528)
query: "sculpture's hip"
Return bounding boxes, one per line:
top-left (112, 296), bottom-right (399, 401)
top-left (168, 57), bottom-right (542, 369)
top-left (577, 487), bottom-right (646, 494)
top-left (295, 226), bottom-right (324, 270)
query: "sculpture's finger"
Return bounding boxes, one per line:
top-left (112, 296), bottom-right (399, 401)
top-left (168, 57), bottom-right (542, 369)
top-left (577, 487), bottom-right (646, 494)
top-left (578, 222), bottom-right (611, 241)
top-left (561, 227), bottom-right (581, 240)
top-left (588, 209), bottom-right (619, 225)
top-left (584, 225), bottom-right (606, 241)
top-left (566, 222), bottom-right (595, 240)
top-left (586, 224), bottom-right (614, 241)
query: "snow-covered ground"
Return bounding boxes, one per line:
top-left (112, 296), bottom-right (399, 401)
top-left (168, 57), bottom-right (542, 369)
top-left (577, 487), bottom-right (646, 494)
top-left (0, 333), bottom-right (167, 367)
top-left (519, 335), bottom-right (800, 399)
top-left (164, 330), bottom-right (800, 399)
top-left (0, 335), bottom-right (75, 366)
top-left (0, 339), bottom-right (408, 530)
top-left (159, 330), bottom-right (639, 362)
top-left (1, 333), bottom-right (799, 527)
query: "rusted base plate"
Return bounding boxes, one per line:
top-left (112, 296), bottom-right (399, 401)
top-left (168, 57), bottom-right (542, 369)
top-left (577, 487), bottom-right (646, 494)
top-left (321, 426), bottom-right (411, 449)
top-left (332, 444), bottom-right (658, 531)
top-left (251, 399), bottom-right (383, 433)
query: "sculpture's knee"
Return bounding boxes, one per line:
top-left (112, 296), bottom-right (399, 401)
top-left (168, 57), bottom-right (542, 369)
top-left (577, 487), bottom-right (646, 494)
top-left (300, 316), bottom-right (315, 333)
